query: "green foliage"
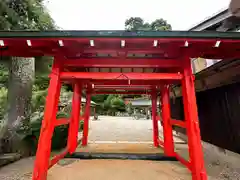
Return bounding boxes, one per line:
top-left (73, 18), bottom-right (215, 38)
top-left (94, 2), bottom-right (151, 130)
top-left (103, 94), bottom-right (116, 110)
top-left (125, 17), bottom-right (172, 31)
top-left (35, 56), bottom-right (53, 74)
top-left (0, 69), bottom-right (9, 87)
top-left (31, 89), bottom-right (47, 112)
top-left (102, 95), bottom-right (126, 114)
top-left (91, 95), bottom-right (108, 114)
top-left (111, 97), bottom-right (125, 112)
top-left (34, 74), bottom-right (50, 90)
top-left (151, 19), bottom-right (172, 31)
top-left (0, 0), bottom-right (55, 30)
top-left (26, 111), bottom-right (70, 153)
top-left (79, 120), bottom-right (84, 131)
top-left (125, 17), bottom-right (145, 31)
top-left (56, 111), bottom-right (69, 119)
top-left (25, 111), bottom-right (85, 153)
top-left (91, 94), bottom-right (108, 103)
top-left (121, 94), bottom-right (142, 99)
top-left (0, 87), bottom-right (8, 119)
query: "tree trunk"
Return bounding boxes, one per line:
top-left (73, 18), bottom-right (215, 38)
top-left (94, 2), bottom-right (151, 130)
top-left (0, 57), bottom-right (35, 154)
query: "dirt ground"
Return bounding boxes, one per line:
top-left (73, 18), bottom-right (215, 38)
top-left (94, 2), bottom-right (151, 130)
top-left (47, 143), bottom-right (191, 180)
top-left (48, 159), bottom-right (190, 180)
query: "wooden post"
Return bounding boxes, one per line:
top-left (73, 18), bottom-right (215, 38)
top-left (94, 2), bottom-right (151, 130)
top-left (161, 85), bottom-right (174, 156)
top-left (82, 86), bottom-right (91, 146)
top-left (151, 89), bottom-right (159, 147)
top-left (182, 57), bottom-right (207, 180)
top-left (32, 58), bottom-right (62, 180)
top-left (67, 83), bottom-right (82, 154)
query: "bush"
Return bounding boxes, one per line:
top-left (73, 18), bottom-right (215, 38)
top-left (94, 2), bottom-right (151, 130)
top-left (0, 87), bottom-right (8, 119)
top-left (23, 111), bottom-right (70, 154)
top-left (79, 120), bottom-right (84, 131)
top-left (111, 97), bottom-right (126, 112)
top-left (34, 75), bottom-right (50, 90)
top-left (31, 90), bottom-right (48, 112)
top-left (24, 110), bottom-right (85, 154)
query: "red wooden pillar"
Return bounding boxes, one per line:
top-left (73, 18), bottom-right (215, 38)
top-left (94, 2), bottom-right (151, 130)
top-left (158, 95), bottom-right (163, 125)
top-left (151, 89), bottom-right (159, 147)
top-left (182, 57), bottom-right (207, 180)
top-left (32, 58), bottom-right (62, 180)
top-left (67, 83), bottom-right (82, 154)
top-left (161, 85), bottom-right (174, 156)
top-left (82, 87), bottom-right (91, 146)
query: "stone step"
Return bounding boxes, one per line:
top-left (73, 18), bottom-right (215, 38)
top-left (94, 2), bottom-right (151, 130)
top-left (77, 143), bottom-right (164, 154)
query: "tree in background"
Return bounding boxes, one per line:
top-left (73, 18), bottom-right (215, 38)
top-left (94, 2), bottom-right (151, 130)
top-left (102, 95), bottom-right (126, 116)
top-left (0, 0), bottom-right (56, 153)
top-left (125, 17), bottom-right (172, 31)
top-left (125, 17), bottom-right (146, 31)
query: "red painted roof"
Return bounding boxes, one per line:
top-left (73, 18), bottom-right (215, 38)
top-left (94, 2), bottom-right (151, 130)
top-left (0, 30), bottom-right (239, 59)
top-left (1, 30), bottom-right (240, 91)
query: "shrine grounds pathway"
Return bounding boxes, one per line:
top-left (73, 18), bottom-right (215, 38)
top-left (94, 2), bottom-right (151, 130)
top-left (0, 116), bottom-right (240, 180)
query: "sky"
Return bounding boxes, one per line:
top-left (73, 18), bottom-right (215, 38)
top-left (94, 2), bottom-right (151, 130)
top-left (44, 0), bottom-right (230, 30)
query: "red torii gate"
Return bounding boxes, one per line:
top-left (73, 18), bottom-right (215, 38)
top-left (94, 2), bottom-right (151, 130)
top-left (1, 30), bottom-right (240, 180)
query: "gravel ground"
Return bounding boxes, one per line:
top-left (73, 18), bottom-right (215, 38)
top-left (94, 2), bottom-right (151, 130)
top-left (88, 116), bottom-right (184, 143)
top-left (0, 116), bottom-right (240, 180)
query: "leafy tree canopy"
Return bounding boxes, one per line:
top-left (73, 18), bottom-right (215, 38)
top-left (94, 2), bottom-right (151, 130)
top-left (125, 17), bottom-right (172, 31)
top-left (0, 0), bottom-right (55, 30)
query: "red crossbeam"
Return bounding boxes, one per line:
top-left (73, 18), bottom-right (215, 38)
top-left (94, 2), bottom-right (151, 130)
top-left (174, 152), bottom-right (191, 171)
top-left (60, 72), bottom-right (183, 80)
top-left (77, 80), bottom-right (169, 86)
top-left (158, 138), bottom-right (164, 147)
top-left (82, 48), bottom-right (165, 54)
top-left (94, 85), bottom-right (152, 88)
top-left (63, 58), bottom-right (182, 68)
top-left (171, 119), bottom-right (186, 128)
top-left (93, 91), bottom-right (151, 95)
top-left (54, 118), bottom-right (69, 126)
top-left (48, 149), bottom-right (68, 169)
top-left (94, 86), bottom-right (152, 90)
